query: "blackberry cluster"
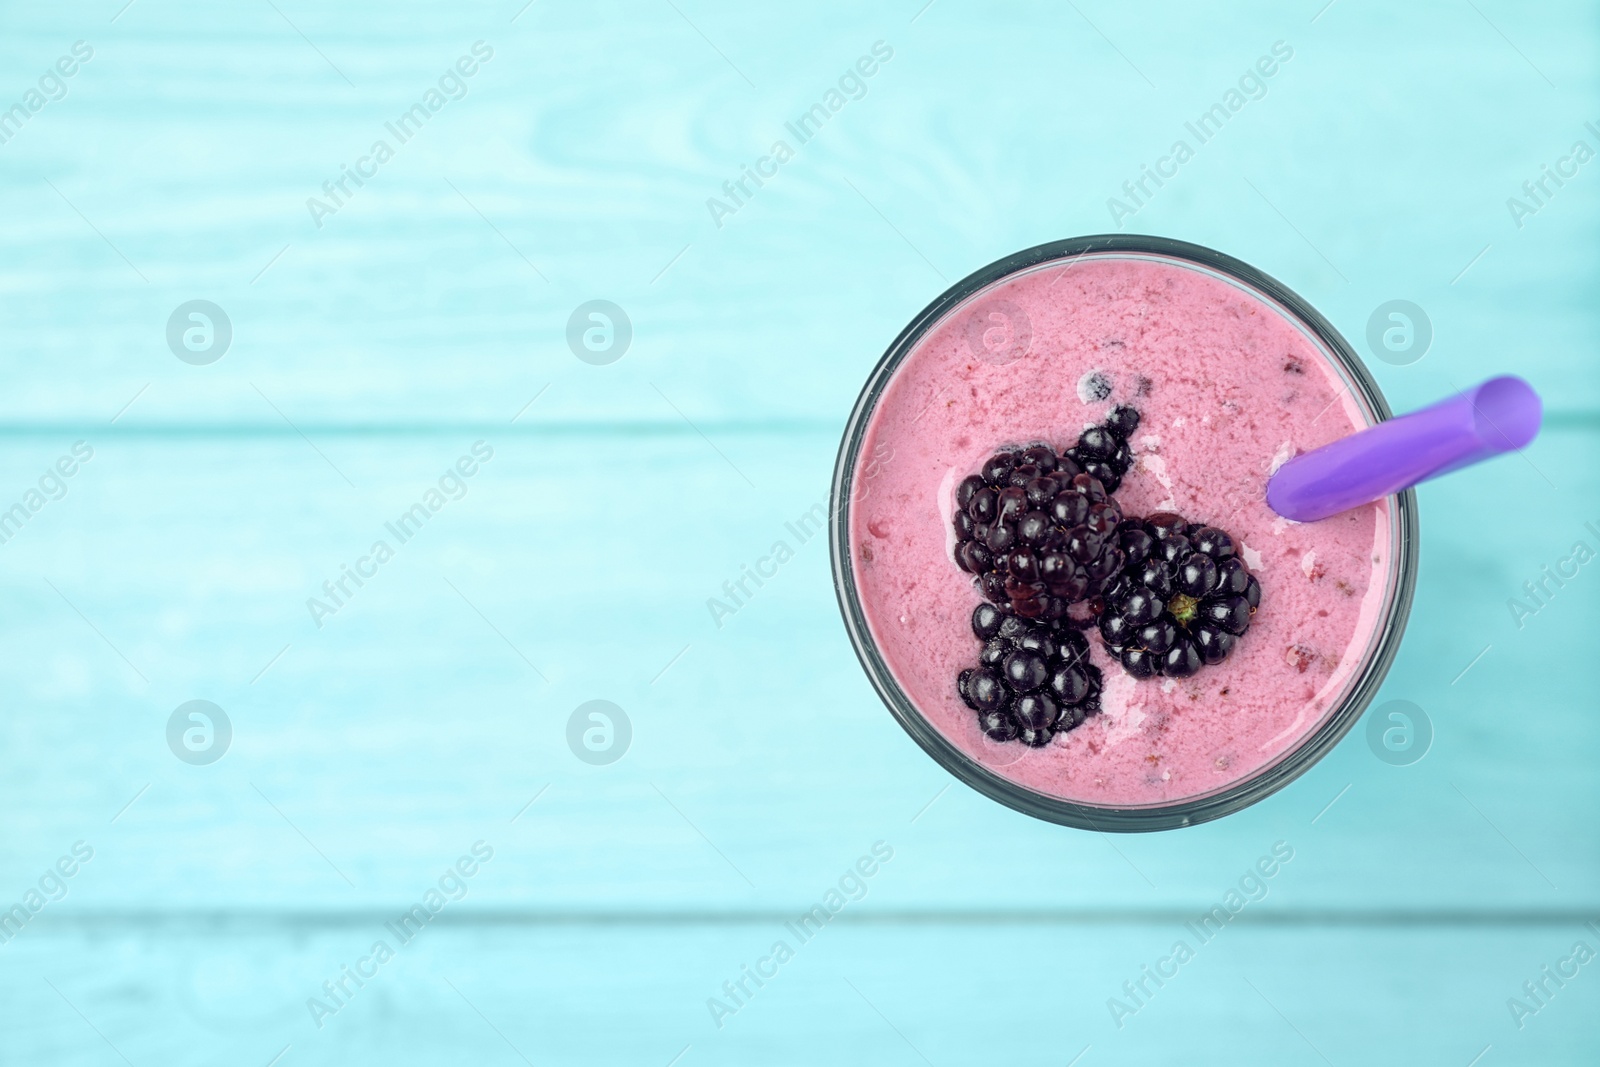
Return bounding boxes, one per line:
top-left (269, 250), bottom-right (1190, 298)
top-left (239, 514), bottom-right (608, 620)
top-left (957, 602), bottom-right (1104, 747)
top-left (949, 404), bottom-right (1266, 747)
top-left (951, 406), bottom-right (1143, 621)
top-left (1096, 513), bottom-right (1262, 678)
top-left (1068, 403), bottom-right (1141, 493)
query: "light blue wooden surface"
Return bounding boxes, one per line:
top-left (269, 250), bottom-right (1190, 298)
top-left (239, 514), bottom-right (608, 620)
top-left (0, 2), bottom-right (1596, 1064)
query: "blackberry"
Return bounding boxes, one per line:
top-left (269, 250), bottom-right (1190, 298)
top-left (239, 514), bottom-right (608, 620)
top-left (962, 667), bottom-right (1008, 713)
top-left (969, 486), bottom-right (997, 523)
top-left (971, 602), bottom-right (1004, 640)
top-left (978, 637), bottom-right (1008, 669)
top-left (981, 452), bottom-right (1016, 485)
top-left (1002, 648), bottom-right (1049, 692)
top-left (952, 450), bottom-right (1129, 617)
top-left (1013, 692), bottom-right (1057, 731)
top-left (953, 408), bottom-right (1142, 613)
top-left (1096, 512), bottom-right (1261, 679)
top-left (1078, 459), bottom-right (1121, 492)
top-left (955, 475), bottom-right (984, 511)
top-left (1020, 444), bottom-right (1058, 471)
top-left (956, 613), bottom-right (1102, 746)
top-left (977, 708), bottom-right (1019, 742)
top-left (1074, 426), bottom-right (1118, 460)
top-left (1104, 404), bottom-right (1141, 440)
top-left (1062, 404), bottom-right (1143, 493)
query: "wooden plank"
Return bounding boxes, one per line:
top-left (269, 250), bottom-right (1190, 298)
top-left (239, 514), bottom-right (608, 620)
top-left (0, 4), bottom-right (1593, 424)
top-left (3, 922), bottom-right (1597, 1065)
top-left (0, 425), bottom-right (1591, 911)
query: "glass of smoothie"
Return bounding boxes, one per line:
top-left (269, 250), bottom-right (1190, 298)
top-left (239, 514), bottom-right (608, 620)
top-left (830, 235), bottom-right (1417, 831)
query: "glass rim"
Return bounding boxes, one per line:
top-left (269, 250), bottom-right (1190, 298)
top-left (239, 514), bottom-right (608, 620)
top-left (828, 234), bottom-right (1419, 832)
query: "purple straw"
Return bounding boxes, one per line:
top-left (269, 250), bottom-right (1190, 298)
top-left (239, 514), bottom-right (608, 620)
top-left (1266, 375), bottom-right (1542, 522)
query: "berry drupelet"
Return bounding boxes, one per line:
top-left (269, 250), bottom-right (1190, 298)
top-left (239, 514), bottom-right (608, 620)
top-left (1064, 404), bottom-right (1141, 493)
top-left (951, 406), bottom-right (1143, 620)
top-left (1095, 512), bottom-right (1262, 679)
top-left (957, 604), bottom-right (1104, 747)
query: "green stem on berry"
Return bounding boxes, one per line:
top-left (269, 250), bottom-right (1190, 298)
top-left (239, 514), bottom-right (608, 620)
top-left (1167, 592), bottom-right (1199, 626)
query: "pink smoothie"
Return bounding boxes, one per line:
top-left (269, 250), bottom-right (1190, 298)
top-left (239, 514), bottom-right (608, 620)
top-left (848, 253), bottom-right (1393, 808)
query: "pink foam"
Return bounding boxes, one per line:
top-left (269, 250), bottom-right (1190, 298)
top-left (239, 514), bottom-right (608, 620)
top-left (848, 254), bottom-right (1392, 807)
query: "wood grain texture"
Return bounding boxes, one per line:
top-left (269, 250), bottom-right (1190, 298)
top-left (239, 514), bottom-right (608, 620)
top-left (0, 427), bottom-right (1593, 913)
top-left (0, 2), bottom-right (1595, 424)
top-left (6, 923), bottom-right (1600, 1066)
top-left (0, 0), bottom-right (1595, 1063)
